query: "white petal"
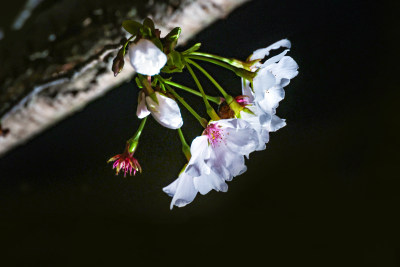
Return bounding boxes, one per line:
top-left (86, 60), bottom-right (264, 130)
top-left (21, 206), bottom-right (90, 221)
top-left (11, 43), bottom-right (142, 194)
top-left (193, 170), bottom-right (228, 195)
top-left (163, 172), bottom-right (198, 209)
top-left (266, 56), bottom-right (299, 87)
top-left (253, 68), bottom-right (276, 101)
top-left (146, 92), bottom-right (183, 129)
top-left (185, 136), bottom-right (211, 177)
top-left (216, 119), bottom-right (259, 156)
top-left (240, 110), bottom-right (269, 152)
top-left (267, 114), bottom-right (286, 132)
top-left (241, 78), bottom-right (255, 103)
top-left (162, 178), bottom-right (179, 197)
top-left (207, 145), bottom-right (246, 180)
top-left (128, 39), bottom-right (167, 76)
top-left (257, 86), bottom-right (285, 114)
top-left (250, 39), bottom-right (291, 61)
top-left (199, 119), bottom-right (257, 180)
top-left (262, 49), bottom-right (289, 68)
top-left (136, 91), bottom-right (151, 119)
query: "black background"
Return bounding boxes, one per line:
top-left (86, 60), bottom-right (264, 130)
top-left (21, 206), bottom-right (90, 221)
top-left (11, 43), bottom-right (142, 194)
top-left (0, 0), bottom-right (398, 266)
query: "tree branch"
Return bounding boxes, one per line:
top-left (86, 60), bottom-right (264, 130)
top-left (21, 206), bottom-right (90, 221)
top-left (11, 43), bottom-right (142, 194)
top-left (0, 0), bottom-right (249, 156)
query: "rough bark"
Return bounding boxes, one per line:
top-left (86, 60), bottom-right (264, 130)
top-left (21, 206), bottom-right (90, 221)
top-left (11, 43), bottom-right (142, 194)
top-left (0, 0), bottom-right (249, 156)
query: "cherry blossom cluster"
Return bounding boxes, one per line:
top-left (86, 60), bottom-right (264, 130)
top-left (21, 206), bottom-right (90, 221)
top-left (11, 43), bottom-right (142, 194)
top-left (108, 18), bottom-right (298, 209)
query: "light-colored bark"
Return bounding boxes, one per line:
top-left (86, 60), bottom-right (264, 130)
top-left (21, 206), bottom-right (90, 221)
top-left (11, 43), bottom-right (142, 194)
top-left (0, 0), bottom-right (249, 156)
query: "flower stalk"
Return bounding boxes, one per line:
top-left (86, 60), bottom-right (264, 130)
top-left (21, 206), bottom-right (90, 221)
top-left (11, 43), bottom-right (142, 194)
top-left (127, 116), bottom-right (148, 153)
top-left (186, 51), bottom-right (256, 71)
top-left (163, 80), bottom-right (222, 104)
top-left (177, 128), bottom-right (191, 161)
top-left (186, 58), bottom-right (244, 117)
top-left (184, 62), bottom-right (220, 121)
top-left (184, 55), bottom-right (256, 81)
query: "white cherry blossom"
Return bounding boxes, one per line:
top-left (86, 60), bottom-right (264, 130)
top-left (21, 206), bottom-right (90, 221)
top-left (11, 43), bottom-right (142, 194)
top-left (185, 119), bottom-right (259, 181)
top-left (163, 118), bottom-right (258, 209)
top-left (242, 39), bottom-right (299, 132)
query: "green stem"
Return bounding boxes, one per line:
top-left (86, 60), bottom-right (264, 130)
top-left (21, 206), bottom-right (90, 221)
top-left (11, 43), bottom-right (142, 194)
top-left (163, 80), bottom-right (221, 104)
top-left (184, 55), bottom-right (256, 81)
top-left (188, 52), bottom-right (251, 70)
top-left (186, 59), bottom-right (245, 117)
top-left (123, 35), bottom-right (135, 55)
top-left (185, 55), bottom-right (236, 72)
top-left (185, 58), bottom-right (229, 99)
top-left (177, 128), bottom-right (191, 161)
top-left (161, 82), bottom-right (208, 128)
top-left (184, 62), bottom-right (220, 121)
top-left (133, 116), bottom-right (147, 141)
top-left (127, 116), bottom-right (147, 153)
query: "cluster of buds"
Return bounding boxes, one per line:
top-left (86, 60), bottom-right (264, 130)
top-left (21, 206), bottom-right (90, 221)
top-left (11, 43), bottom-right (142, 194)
top-left (108, 18), bottom-right (299, 209)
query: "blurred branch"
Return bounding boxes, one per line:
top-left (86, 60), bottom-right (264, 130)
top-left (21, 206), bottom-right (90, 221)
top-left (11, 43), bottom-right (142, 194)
top-left (0, 0), bottom-right (249, 156)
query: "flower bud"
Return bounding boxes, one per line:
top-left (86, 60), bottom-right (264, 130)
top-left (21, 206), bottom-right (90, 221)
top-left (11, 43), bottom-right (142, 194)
top-left (112, 48), bottom-right (125, 77)
top-left (128, 39), bottom-right (167, 76)
top-left (136, 91), bottom-right (183, 129)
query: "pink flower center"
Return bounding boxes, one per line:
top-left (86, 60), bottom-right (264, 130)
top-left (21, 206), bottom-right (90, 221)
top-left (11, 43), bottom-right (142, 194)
top-left (110, 152), bottom-right (141, 177)
top-left (235, 95), bottom-right (250, 106)
top-left (203, 123), bottom-right (225, 147)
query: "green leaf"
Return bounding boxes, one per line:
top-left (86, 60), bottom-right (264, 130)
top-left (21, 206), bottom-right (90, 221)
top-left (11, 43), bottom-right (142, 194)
top-left (143, 17), bottom-right (155, 31)
top-left (122, 20), bottom-right (142, 35)
top-left (181, 43), bottom-right (201, 55)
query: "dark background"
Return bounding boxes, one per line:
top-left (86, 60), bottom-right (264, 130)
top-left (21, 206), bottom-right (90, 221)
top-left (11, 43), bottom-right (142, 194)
top-left (0, 0), bottom-right (398, 266)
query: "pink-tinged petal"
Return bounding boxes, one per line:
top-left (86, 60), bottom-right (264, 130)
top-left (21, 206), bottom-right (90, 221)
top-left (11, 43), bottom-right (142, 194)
top-left (214, 119), bottom-right (259, 156)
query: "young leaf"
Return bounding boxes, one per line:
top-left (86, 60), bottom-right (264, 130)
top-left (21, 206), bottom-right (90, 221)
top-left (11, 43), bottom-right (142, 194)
top-left (122, 20), bottom-right (142, 35)
top-left (143, 17), bottom-right (155, 31)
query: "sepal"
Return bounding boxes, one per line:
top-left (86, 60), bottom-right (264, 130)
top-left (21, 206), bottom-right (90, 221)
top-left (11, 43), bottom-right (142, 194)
top-left (161, 50), bottom-right (185, 73)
